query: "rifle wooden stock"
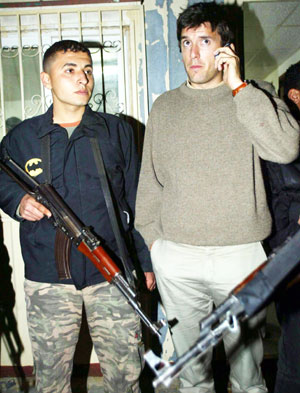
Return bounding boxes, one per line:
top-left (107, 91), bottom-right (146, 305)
top-left (77, 241), bottom-right (121, 283)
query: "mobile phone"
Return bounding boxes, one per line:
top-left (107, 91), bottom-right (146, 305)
top-left (214, 42), bottom-right (232, 58)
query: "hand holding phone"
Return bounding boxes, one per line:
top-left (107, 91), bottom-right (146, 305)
top-left (214, 42), bottom-right (243, 90)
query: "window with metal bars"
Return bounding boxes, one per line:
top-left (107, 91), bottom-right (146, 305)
top-left (0, 3), bottom-right (148, 139)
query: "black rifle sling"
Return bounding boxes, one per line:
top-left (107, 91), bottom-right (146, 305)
top-left (41, 134), bottom-right (72, 280)
top-left (89, 136), bottom-right (135, 287)
top-left (41, 134), bottom-right (51, 184)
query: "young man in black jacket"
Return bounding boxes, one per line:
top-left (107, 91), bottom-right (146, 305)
top-left (0, 40), bottom-right (154, 393)
top-left (264, 61), bottom-right (300, 393)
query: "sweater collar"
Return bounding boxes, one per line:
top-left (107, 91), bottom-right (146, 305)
top-left (180, 81), bottom-right (232, 100)
top-left (186, 79), bottom-right (225, 90)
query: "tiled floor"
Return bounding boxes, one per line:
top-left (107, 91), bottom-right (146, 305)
top-left (0, 376), bottom-right (181, 393)
top-left (0, 360), bottom-right (278, 393)
top-left (0, 359), bottom-right (277, 393)
top-left (0, 319), bottom-right (279, 393)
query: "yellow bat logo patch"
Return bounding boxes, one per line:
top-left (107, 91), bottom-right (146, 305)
top-left (25, 158), bottom-right (43, 177)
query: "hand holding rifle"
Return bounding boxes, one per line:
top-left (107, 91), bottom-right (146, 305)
top-left (0, 155), bottom-right (165, 337)
top-left (19, 194), bottom-right (51, 221)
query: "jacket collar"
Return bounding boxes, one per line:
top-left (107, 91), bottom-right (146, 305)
top-left (37, 104), bottom-right (108, 139)
top-left (36, 105), bottom-right (58, 138)
top-left (79, 105), bottom-right (108, 138)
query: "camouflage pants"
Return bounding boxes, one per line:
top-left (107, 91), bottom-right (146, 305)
top-left (24, 279), bottom-right (144, 393)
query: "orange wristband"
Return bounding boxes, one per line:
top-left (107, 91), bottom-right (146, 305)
top-left (232, 82), bottom-right (248, 97)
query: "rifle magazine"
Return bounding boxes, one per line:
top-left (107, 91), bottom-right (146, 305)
top-left (54, 228), bottom-right (72, 279)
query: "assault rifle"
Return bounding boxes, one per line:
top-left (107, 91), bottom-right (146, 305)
top-left (0, 156), bottom-right (165, 337)
top-left (145, 228), bottom-right (300, 387)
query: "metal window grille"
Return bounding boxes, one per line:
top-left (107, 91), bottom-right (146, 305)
top-left (0, 3), bottom-right (148, 139)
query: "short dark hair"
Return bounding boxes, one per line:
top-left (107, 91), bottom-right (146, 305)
top-left (284, 61), bottom-right (300, 97)
top-left (43, 40), bottom-right (92, 72)
top-left (177, 2), bottom-right (235, 49)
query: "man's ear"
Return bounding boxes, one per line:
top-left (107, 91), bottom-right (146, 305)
top-left (288, 88), bottom-right (300, 105)
top-left (40, 71), bottom-right (52, 90)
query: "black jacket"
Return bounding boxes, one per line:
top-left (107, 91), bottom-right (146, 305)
top-left (0, 105), bottom-right (151, 289)
top-left (264, 156), bottom-right (300, 250)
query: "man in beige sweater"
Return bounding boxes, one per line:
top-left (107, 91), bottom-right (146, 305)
top-left (135, 2), bottom-right (300, 393)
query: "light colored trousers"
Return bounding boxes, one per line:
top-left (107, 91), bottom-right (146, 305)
top-left (151, 239), bottom-right (268, 393)
top-left (24, 280), bottom-right (143, 393)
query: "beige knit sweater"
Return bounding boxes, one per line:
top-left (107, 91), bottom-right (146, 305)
top-left (135, 82), bottom-right (300, 248)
